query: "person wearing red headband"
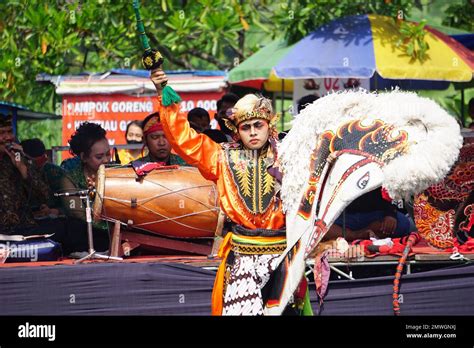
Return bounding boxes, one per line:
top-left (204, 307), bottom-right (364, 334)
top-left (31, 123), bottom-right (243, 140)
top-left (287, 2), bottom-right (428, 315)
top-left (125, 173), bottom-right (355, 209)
top-left (135, 112), bottom-right (188, 166)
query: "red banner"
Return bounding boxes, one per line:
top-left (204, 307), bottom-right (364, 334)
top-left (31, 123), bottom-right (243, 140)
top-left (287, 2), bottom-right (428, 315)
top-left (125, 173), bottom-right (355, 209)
top-left (61, 92), bottom-right (224, 153)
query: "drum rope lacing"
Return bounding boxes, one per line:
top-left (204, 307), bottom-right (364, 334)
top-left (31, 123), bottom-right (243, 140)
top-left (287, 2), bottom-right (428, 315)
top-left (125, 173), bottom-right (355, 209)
top-left (100, 181), bottom-right (218, 209)
top-left (96, 171), bottom-right (220, 233)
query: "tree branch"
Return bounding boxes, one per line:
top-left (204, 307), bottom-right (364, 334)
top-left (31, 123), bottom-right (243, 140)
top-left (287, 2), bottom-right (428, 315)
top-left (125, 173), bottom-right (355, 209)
top-left (187, 48), bottom-right (229, 70)
top-left (147, 32), bottom-right (194, 69)
top-left (225, 41), bottom-right (245, 60)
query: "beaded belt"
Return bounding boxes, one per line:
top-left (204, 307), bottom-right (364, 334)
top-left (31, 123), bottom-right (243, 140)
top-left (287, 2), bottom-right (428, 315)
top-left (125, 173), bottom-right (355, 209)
top-left (230, 234), bottom-right (286, 255)
top-left (232, 224), bottom-right (286, 237)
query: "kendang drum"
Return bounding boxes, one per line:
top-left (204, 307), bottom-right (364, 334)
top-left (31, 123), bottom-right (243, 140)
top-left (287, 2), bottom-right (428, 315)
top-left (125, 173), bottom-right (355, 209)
top-left (93, 165), bottom-right (219, 239)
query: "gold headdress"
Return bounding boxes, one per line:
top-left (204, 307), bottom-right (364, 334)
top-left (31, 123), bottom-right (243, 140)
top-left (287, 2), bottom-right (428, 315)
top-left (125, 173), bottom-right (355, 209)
top-left (223, 95), bottom-right (279, 135)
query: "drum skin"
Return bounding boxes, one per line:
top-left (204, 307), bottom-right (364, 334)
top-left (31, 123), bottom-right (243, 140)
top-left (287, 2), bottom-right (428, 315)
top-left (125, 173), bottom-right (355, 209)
top-left (93, 165), bottom-right (219, 239)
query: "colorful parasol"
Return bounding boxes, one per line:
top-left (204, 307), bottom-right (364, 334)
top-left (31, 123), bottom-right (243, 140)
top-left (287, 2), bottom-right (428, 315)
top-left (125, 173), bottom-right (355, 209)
top-left (275, 14), bottom-right (474, 82)
top-left (228, 39), bottom-right (294, 92)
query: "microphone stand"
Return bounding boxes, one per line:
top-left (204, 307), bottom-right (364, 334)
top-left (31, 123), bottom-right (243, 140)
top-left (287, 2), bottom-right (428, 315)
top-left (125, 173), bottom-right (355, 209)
top-left (55, 189), bottom-right (122, 263)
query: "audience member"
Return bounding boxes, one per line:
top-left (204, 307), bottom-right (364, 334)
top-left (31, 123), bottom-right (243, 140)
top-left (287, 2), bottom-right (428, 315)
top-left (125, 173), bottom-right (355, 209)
top-left (0, 113), bottom-right (67, 243)
top-left (323, 188), bottom-right (412, 242)
top-left (21, 138), bottom-right (65, 218)
top-left (188, 107), bottom-right (210, 133)
top-left (214, 93), bottom-right (239, 141)
top-left (202, 128), bottom-right (228, 143)
top-left (296, 94), bottom-right (319, 114)
top-left (117, 120), bottom-right (144, 164)
top-left (279, 94), bottom-right (319, 140)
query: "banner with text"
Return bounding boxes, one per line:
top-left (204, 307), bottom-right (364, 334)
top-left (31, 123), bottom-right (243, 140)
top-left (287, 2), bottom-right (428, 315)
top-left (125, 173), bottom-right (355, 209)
top-left (61, 92), bottom-right (224, 155)
top-left (292, 78), bottom-right (370, 116)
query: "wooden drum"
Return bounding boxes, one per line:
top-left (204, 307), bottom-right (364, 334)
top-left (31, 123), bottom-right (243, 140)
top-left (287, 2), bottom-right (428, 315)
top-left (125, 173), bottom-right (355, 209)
top-left (93, 165), bottom-right (219, 239)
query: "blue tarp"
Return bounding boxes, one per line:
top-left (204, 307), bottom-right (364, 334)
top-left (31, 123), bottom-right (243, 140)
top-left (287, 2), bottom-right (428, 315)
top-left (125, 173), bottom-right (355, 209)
top-left (452, 34), bottom-right (474, 50)
top-left (275, 15), bottom-right (376, 79)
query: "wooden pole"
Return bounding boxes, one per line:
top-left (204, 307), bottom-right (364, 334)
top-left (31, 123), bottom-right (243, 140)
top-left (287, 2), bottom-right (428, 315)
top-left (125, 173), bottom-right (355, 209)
top-left (110, 220), bottom-right (122, 257)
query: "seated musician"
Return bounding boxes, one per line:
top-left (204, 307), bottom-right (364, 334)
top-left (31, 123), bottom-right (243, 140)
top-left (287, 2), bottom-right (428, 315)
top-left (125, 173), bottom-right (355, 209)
top-left (134, 112), bottom-right (189, 166)
top-left (59, 122), bottom-right (111, 253)
top-left (323, 187), bottom-right (412, 242)
top-left (0, 113), bottom-right (67, 243)
top-left (21, 138), bottom-right (66, 218)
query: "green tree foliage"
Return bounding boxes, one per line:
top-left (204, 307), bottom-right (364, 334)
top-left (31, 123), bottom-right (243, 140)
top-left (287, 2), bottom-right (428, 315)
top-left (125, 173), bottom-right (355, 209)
top-left (1, 0), bottom-right (425, 146)
top-left (442, 0), bottom-right (474, 32)
top-left (1, 0), bottom-right (417, 113)
top-left (0, 0), bottom-right (275, 115)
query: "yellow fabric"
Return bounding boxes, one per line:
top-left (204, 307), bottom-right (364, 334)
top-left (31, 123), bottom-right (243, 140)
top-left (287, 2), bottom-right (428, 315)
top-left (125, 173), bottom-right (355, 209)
top-left (231, 234), bottom-right (286, 245)
top-left (210, 233), bottom-right (286, 315)
top-left (369, 14), bottom-right (472, 82)
top-left (211, 232), bottom-right (233, 315)
top-left (263, 70), bottom-right (294, 92)
top-left (117, 149), bottom-right (144, 164)
top-left (157, 96), bottom-right (286, 230)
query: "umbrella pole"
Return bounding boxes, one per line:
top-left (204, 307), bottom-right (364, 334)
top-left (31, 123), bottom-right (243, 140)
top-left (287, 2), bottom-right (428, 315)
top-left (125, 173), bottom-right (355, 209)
top-left (281, 79), bottom-right (285, 131)
top-left (461, 88), bottom-right (465, 127)
top-left (271, 92), bottom-right (276, 114)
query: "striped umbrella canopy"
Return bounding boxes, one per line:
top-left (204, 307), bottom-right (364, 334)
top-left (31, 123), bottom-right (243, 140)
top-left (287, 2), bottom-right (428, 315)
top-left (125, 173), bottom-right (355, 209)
top-left (228, 39), bottom-right (294, 92)
top-left (275, 14), bottom-right (474, 82)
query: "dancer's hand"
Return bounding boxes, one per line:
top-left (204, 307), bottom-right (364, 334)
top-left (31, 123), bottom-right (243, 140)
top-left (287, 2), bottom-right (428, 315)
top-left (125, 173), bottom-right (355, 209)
top-left (150, 69), bottom-right (168, 94)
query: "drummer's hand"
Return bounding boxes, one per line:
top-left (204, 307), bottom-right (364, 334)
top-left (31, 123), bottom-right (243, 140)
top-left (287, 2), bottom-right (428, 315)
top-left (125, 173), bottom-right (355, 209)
top-left (150, 69), bottom-right (168, 94)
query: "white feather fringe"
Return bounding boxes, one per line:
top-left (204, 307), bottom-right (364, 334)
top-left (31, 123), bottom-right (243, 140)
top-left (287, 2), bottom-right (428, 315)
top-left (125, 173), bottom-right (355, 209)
top-left (279, 89), bottom-right (463, 216)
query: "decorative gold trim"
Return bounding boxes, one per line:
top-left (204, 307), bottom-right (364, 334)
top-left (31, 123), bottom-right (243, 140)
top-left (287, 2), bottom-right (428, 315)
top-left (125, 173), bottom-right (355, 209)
top-left (225, 147), bottom-right (275, 216)
top-left (231, 240), bottom-right (287, 255)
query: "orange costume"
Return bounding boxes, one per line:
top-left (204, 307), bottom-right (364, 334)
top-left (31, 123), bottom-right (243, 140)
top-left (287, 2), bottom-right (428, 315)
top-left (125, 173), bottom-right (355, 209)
top-left (157, 95), bottom-right (286, 315)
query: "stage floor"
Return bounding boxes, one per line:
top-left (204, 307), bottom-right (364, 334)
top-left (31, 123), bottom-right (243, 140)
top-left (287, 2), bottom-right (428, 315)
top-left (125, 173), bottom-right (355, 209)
top-left (0, 248), bottom-right (473, 315)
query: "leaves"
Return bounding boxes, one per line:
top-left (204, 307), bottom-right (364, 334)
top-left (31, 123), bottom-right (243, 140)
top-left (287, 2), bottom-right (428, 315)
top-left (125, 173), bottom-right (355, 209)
top-left (442, 0), bottom-right (474, 32)
top-left (397, 19), bottom-right (429, 61)
top-left (1, 0), bottom-right (418, 146)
